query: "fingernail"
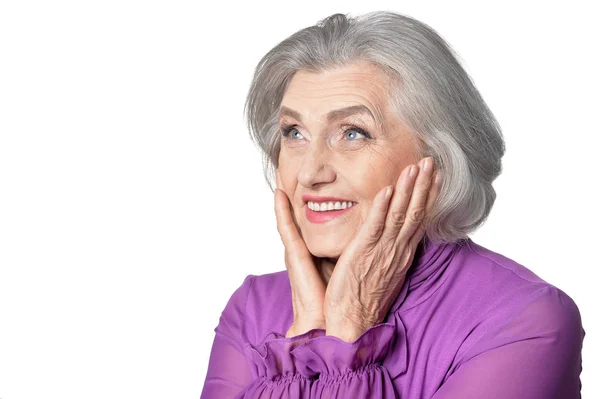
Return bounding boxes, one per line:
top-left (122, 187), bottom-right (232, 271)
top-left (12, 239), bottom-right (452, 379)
top-left (409, 165), bottom-right (418, 178)
top-left (423, 157), bottom-right (433, 173)
top-left (385, 186), bottom-right (393, 199)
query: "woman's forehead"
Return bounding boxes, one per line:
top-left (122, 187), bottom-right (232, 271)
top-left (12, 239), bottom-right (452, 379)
top-left (280, 63), bottom-right (391, 123)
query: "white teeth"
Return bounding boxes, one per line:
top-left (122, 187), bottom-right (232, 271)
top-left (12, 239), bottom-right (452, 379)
top-left (308, 201), bottom-right (355, 212)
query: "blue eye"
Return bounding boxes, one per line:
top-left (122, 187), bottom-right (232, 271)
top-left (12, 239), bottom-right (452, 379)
top-left (281, 125), bottom-right (304, 139)
top-left (291, 129), bottom-right (304, 139)
top-left (281, 125), bottom-right (372, 141)
top-left (345, 129), bottom-right (367, 140)
top-left (346, 130), bottom-right (361, 140)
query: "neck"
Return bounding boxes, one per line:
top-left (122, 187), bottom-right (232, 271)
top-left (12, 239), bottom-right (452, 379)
top-left (317, 257), bottom-right (337, 285)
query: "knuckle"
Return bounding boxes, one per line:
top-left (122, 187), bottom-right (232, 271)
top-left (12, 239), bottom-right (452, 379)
top-left (409, 207), bottom-right (425, 223)
top-left (391, 210), bottom-right (406, 228)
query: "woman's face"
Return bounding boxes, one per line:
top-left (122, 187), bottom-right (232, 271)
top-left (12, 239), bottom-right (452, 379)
top-left (277, 61), bottom-right (421, 259)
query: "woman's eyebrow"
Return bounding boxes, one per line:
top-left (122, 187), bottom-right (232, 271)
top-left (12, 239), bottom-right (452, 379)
top-left (279, 105), bottom-right (377, 124)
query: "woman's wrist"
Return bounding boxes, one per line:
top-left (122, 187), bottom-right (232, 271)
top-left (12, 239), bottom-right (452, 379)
top-left (286, 319), bottom-right (326, 338)
top-left (325, 317), bottom-right (373, 343)
top-left (286, 319), bottom-right (368, 342)
top-left (324, 301), bottom-right (381, 342)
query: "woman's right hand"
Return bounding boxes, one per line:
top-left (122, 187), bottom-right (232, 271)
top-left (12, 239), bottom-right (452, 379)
top-left (274, 188), bottom-right (327, 338)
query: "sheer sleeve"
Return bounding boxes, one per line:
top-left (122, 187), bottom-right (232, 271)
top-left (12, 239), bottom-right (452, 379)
top-left (200, 275), bottom-right (318, 398)
top-left (239, 315), bottom-right (404, 398)
top-left (201, 274), bottom-right (407, 398)
top-left (289, 320), bottom-right (403, 398)
top-left (432, 286), bottom-right (585, 399)
top-left (200, 275), bottom-right (254, 398)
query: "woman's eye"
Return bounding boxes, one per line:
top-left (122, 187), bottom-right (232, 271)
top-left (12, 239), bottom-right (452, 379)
top-left (344, 128), bottom-right (368, 140)
top-left (281, 125), bottom-right (370, 141)
top-left (290, 129), bottom-right (304, 139)
top-left (281, 126), bottom-right (304, 139)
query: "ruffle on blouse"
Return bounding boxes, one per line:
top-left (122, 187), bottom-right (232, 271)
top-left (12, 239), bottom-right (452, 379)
top-left (243, 308), bottom-right (409, 383)
top-left (243, 329), bottom-right (326, 380)
top-left (242, 277), bottom-right (411, 399)
top-left (238, 273), bottom-right (417, 397)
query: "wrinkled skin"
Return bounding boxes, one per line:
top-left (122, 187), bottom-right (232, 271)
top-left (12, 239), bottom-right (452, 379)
top-left (275, 61), bottom-right (441, 341)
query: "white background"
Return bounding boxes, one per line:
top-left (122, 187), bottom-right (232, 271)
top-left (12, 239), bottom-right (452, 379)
top-left (0, 1), bottom-right (598, 398)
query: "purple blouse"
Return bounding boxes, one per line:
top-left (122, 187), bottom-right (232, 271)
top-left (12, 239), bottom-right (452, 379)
top-left (200, 238), bottom-right (584, 398)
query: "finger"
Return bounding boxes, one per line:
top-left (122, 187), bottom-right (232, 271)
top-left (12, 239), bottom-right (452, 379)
top-left (380, 163), bottom-right (419, 243)
top-left (353, 184), bottom-right (394, 247)
top-left (274, 189), bottom-right (310, 257)
top-left (274, 190), bottom-right (325, 329)
top-left (396, 156), bottom-right (436, 243)
top-left (425, 169), bottom-right (443, 216)
top-left (409, 168), bottom-right (443, 248)
top-left (276, 168), bottom-right (284, 191)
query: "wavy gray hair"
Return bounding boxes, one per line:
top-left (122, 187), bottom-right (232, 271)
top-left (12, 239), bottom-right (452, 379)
top-left (244, 11), bottom-right (505, 243)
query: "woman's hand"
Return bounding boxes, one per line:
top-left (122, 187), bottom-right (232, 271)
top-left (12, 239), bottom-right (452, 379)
top-left (274, 188), bottom-right (327, 338)
top-left (324, 157), bottom-right (442, 342)
top-left (274, 156), bottom-right (441, 341)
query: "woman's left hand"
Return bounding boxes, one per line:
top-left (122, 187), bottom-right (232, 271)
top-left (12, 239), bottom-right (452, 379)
top-left (324, 157), bottom-right (442, 342)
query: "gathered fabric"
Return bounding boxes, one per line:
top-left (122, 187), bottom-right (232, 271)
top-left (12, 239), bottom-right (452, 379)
top-left (201, 238), bottom-right (584, 398)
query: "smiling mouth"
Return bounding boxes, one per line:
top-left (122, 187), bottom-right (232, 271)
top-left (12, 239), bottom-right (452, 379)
top-left (306, 200), bottom-right (357, 212)
top-left (305, 201), bottom-right (357, 224)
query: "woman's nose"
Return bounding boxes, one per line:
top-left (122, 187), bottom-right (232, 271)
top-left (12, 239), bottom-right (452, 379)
top-left (297, 143), bottom-right (336, 188)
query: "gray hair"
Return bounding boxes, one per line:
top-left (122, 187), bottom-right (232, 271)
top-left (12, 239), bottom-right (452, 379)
top-left (244, 11), bottom-right (505, 243)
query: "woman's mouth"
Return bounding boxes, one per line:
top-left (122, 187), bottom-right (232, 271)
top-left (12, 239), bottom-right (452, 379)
top-left (305, 200), bottom-right (357, 224)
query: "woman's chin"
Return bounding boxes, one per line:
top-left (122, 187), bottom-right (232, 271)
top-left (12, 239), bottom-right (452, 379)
top-left (306, 240), bottom-right (345, 259)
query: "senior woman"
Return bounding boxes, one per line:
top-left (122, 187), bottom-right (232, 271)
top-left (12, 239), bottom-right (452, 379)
top-left (200, 11), bottom-right (584, 399)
